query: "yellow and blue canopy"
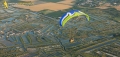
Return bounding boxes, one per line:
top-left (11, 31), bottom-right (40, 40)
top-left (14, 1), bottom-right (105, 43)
top-left (59, 10), bottom-right (90, 27)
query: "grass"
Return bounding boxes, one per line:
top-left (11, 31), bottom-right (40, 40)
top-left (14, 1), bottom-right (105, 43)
top-left (19, 36), bottom-right (25, 44)
top-left (46, 10), bottom-right (66, 18)
top-left (40, 9), bottom-right (54, 15)
top-left (0, 43), bottom-right (6, 47)
top-left (43, 5), bottom-right (120, 20)
top-left (81, 53), bottom-right (100, 57)
top-left (14, 36), bottom-right (18, 42)
top-left (26, 34), bottom-right (32, 45)
top-left (15, 23), bottom-right (34, 31)
top-left (114, 17), bottom-right (120, 22)
top-left (43, 6), bottom-right (96, 18)
top-left (0, 47), bottom-right (25, 57)
top-left (36, 37), bottom-right (42, 43)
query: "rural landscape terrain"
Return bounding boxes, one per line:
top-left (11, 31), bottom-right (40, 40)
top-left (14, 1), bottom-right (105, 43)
top-left (0, 0), bottom-right (120, 57)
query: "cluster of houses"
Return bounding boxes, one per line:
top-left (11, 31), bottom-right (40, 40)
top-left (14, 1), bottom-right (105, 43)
top-left (77, 0), bottom-right (120, 7)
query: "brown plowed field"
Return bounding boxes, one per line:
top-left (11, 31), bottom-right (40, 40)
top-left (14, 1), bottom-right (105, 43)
top-left (13, 0), bottom-right (74, 11)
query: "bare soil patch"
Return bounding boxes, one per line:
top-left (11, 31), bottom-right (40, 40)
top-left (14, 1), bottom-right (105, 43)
top-left (13, 0), bottom-right (74, 11)
top-left (96, 3), bottom-right (120, 11)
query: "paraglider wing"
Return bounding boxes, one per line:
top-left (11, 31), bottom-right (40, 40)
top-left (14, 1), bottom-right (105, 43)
top-left (4, 0), bottom-right (8, 9)
top-left (59, 10), bottom-right (89, 27)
